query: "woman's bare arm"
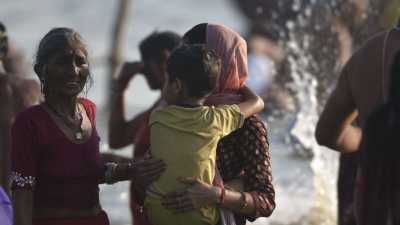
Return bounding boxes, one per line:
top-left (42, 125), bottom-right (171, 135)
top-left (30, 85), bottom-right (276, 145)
top-left (108, 62), bottom-right (148, 149)
top-left (161, 178), bottom-right (256, 215)
top-left (315, 61), bottom-right (361, 153)
top-left (13, 190), bottom-right (33, 225)
top-left (237, 85), bottom-right (264, 118)
top-left (99, 158), bottom-right (165, 186)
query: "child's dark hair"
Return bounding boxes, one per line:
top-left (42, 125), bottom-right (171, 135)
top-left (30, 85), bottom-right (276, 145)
top-left (359, 51), bottom-right (400, 225)
top-left (183, 23), bottom-right (207, 45)
top-left (139, 31), bottom-right (182, 62)
top-left (0, 22), bottom-right (8, 60)
top-left (167, 44), bottom-right (221, 98)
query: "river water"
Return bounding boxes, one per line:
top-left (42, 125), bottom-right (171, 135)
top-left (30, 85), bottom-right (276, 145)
top-left (1, 0), bottom-right (339, 224)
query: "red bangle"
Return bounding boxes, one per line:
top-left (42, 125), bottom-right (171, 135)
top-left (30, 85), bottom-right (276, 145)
top-left (219, 187), bottom-right (226, 205)
top-left (238, 191), bottom-right (248, 210)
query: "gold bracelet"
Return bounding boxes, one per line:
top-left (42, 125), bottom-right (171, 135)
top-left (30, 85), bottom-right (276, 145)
top-left (238, 191), bottom-right (248, 211)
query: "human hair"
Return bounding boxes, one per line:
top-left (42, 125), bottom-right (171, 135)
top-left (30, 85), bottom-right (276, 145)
top-left (139, 31), bottom-right (182, 62)
top-left (183, 23), bottom-right (207, 44)
top-left (167, 44), bottom-right (221, 98)
top-left (34, 27), bottom-right (92, 96)
top-left (359, 51), bottom-right (400, 225)
top-left (0, 22), bottom-right (8, 60)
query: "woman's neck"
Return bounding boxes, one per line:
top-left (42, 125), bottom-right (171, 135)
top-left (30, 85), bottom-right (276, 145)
top-left (45, 95), bottom-right (79, 116)
top-left (176, 97), bottom-right (204, 107)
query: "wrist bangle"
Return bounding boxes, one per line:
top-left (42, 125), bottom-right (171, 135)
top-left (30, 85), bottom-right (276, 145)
top-left (127, 162), bottom-right (135, 178)
top-left (218, 187), bottom-right (226, 205)
top-left (105, 162), bottom-right (118, 184)
top-left (238, 191), bottom-right (248, 211)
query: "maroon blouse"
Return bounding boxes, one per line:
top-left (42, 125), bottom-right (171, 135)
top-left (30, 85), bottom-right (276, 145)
top-left (10, 98), bottom-right (106, 210)
top-left (217, 115), bottom-right (275, 225)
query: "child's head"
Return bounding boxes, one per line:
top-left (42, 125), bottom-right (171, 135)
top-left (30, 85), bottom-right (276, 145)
top-left (164, 44), bottom-right (221, 104)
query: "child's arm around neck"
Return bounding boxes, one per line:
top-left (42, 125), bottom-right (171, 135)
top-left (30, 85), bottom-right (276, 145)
top-left (237, 85), bottom-right (264, 118)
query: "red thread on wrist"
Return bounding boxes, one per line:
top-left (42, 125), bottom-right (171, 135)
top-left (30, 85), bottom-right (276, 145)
top-left (219, 187), bottom-right (226, 205)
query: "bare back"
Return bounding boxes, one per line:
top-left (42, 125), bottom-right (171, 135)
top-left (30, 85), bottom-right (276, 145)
top-left (316, 28), bottom-right (400, 153)
top-left (348, 30), bottom-right (400, 125)
top-left (0, 73), bottom-right (40, 193)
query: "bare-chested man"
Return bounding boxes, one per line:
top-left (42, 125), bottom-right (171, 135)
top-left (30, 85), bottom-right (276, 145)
top-left (316, 19), bottom-right (400, 225)
top-left (0, 22), bottom-right (41, 194)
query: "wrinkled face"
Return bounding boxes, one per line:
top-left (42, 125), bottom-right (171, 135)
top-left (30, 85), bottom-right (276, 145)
top-left (142, 58), bottom-right (166, 90)
top-left (44, 45), bottom-right (89, 97)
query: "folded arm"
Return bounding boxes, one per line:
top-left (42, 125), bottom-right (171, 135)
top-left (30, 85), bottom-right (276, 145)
top-left (237, 85), bottom-right (264, 118)
top-left (315, 63), bottom-right (361, 153)
top-left (13, 190), bottom-right (33, 225)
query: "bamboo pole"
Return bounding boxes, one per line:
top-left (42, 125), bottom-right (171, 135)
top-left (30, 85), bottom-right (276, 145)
top-left (107, 0), bottom-right (131, 108)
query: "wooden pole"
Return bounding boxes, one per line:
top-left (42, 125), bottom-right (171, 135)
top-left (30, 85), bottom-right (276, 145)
top-left (107, 0), bottom-right (131, 107)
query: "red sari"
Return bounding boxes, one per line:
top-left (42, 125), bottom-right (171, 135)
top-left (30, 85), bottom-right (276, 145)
top-left (11, 98), bottom-right (109, 225)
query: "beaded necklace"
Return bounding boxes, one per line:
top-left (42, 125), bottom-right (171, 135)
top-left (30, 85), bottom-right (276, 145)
top-left (46, 103), bottom-right (84, 140)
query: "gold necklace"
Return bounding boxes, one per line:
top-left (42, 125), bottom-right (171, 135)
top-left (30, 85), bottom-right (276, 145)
top-left (46, 103), bottom-right (84, 140)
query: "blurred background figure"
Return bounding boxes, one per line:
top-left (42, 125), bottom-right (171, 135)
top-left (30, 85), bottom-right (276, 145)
top-left (108, 31), bottom-right (181, 225)
top-left (355, 51), bottom-right (400, 225)
top-left (0, 21), bottom-right (40, 195)
top-left (316, 17), bottom-right (400, 225)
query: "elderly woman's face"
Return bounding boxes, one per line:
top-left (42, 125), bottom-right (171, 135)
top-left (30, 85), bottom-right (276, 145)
top-left (45, 45), bottom-right (89, 97)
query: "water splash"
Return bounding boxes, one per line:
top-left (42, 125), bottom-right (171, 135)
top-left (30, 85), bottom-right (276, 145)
top-left (286, 24), bottom-right (339, 224)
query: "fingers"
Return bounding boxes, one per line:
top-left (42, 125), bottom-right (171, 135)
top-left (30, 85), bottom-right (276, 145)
top-left (162, 194), bottom-right (194, 213)
top-left (145, 166), bottom-right (165, 181)
top-left (172, 202), bottom-right (195, 213)
top-left (134, 158), bottom-right (165, 174)
top-left (135, 158), bottom-right (165, 169)
top-left (138, 167), bottom-right (165, 186)
top-left (178, 177), bottom-right (199, 186)
top-left (132, 158), bottom-right (166, 186)
top-left (118, 61), bottom-right (144, 82)
top-left (163, 190), bottom-right (186, 199)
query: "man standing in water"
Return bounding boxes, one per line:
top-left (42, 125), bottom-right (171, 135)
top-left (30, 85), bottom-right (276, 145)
top-left (0, 22), bottom-right (41, 194)
top-left (315, 18), bottom-right (400, 225)
top-left (108, 31), bottom-right (181, 225)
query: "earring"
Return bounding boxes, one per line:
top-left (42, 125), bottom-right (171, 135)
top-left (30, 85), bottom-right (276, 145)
top-left (40, 78), bottom-right (45, 94)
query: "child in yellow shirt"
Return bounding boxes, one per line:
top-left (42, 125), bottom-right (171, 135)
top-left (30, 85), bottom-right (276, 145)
top-left (145, 44), bottom-right (264, 225)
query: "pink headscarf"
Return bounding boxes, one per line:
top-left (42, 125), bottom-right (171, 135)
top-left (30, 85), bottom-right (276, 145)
top-left (205, 24), bottom-right (248, 106)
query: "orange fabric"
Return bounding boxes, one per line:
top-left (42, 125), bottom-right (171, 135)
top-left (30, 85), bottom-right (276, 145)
top-left (205, 24), bottom-right (248, 106)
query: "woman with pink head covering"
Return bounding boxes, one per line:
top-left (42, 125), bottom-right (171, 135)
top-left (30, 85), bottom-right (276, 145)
top-left (161, 23), bottom-right (275, 225)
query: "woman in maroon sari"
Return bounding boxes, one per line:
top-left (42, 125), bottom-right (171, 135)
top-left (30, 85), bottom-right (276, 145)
top-left (11, 27), bottom-right (141, 225)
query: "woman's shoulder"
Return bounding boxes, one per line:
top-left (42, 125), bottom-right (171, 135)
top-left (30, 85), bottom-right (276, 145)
top-left (13, 104), bottom-right (45, 128)
top-left (244, 114), bottom-right (266, 127)
top-left (79, 98), bottom-right (97, 122)
top-left (79, 98), bottom-right (96, 109)
top-left (16, 104), bottom-right (44, 118)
